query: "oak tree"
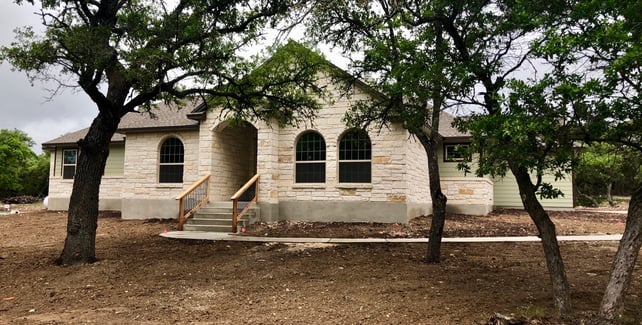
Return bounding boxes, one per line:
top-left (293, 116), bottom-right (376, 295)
top-left (2, 0), bottom-right (325, 264)
top-left (308, 0), bottom-right (468, 263)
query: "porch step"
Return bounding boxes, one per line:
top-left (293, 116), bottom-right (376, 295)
top-left (182, 202), bottom-right (258, 233)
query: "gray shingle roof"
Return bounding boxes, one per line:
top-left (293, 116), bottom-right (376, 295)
top-left (41, 128), bottom-right (125, 149)
top-left (438, 111), bottom-right (470, 138)
top-left (41, 100), bottom-right (201, 149)
top-left (117, 99), bottom-right (200, 132)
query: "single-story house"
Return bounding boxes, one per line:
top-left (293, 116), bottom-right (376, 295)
top-left (42, 60), bottom-right (574, 228)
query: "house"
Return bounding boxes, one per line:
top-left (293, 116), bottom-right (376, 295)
top-left (42, 63), bottom-right (574, 228)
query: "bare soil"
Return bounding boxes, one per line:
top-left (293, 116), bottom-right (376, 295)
top-left (1, 205), bottom-right (641, 324)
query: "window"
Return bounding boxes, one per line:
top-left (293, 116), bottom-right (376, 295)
top-left (62, 149), bottom-right (77, 179)
top-left (295, 132), bottom-right (326, 183)
top-left (339, 130), bottom-right (371, 183)
top-left (159, 137), bottom-right (184, 183)
top-left (444, 143), bottom-right (469, 162)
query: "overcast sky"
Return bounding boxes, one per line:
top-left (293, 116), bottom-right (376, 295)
top-left (0, 3), bottom-right (357, 155)
top-left (0, 2), bottom-right (97, 154)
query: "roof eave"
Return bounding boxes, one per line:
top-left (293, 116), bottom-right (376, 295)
top-left (441, 136), bottom-right (472, 143)
top-left (42, 139), bottom-right (126, 151)
top-left (117, 124), bottom-right (199, 133)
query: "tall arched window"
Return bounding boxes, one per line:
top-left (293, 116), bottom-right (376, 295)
top-left (159, 137), bottom-right (184, 183)
top-left (339, 130), bottom-right (371, 183)
top-left (295, 131), bottom-right (326, 183)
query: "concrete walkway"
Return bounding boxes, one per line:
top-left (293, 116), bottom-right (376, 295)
top-left (160, 231), bottom-right (623, 243)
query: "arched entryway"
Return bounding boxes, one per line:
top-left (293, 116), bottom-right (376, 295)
top-left (210, 121), bottom-right (258, 201)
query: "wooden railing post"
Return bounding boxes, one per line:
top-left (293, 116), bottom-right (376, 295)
top-left (232, 199), bottom-right (239, 233)
top-left (178, 198), bottom-right (186, 230)
top-left (231, 174), bottom-right (260, 233)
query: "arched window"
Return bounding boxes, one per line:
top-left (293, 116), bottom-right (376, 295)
top-left (295, 131), bottom-right (326, 183)
top-left (159, 137), bottom-right (184, 183)
top-left (339, 130), bottom-right (371, 183)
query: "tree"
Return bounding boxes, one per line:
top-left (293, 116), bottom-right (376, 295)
top-left (308, 0), bottom-right (468, 263)
top-left (1, 0), bottom-right (326, 265)
top-left (575, 143), bottom-right (641, 206)
top-left (392, 0), bottom-right (575, 315)
top-left (0, 129), bottom-right (37, 199)
top-left (22, 152), bottom-right (50, 197)
top-left (520, 0), bottom-right (642, 321)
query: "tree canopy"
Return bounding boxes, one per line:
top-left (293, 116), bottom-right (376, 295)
top-left (1, 0), bottom-right (328, 265)
top-left (0, 129), bottom-right (38, 199)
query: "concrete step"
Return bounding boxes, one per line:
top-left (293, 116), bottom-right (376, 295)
top-left (182, 224), bottom-right (233, 232)
top-left (183, 218), bottom-right (248, 232)
top-left (196, 206), bottom-right (256, 215)
top-left (182, 201), bottom-right (258, 233)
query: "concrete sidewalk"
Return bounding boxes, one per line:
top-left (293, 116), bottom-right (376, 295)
top-left (160, 231), bottom-right (623, 243)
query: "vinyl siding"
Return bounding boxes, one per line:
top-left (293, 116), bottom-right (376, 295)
top-left (437, 144), bottom-right (480, 178)
top-left (51, 144), bottom-right (125, 177)
top-left (437, 143), bottom-right (574, 209)
top-left (104, 144), bottom-right (125, 176)
top-left (492, 172), bottom-right (574, 209)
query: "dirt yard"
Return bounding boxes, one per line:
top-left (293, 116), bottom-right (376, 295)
top-left (1, 205), bottom-right (640, 324)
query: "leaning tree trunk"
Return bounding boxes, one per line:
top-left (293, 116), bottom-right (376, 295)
top-left (510, 164), bottom-right (572, 316)
top-left (606, 181), bottom-right (615, 207)
top-left (598, 183), bottom-right (642, 323)
top-left (421, 24), bottom-right (448, 264)
top-left (416, 131), bottom-right (447, 263)
top-left (56, 112), bottom-right (119, 265)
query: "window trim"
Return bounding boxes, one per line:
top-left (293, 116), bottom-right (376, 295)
top-left (294, 131), bottom-right (326, 184)
top-left (62, 148), bottom-right (77, 180)
top-left (338, 129), bottom-right (372, 183)
top-left (158, 136), bottom-right (185, 184)
top-left (443, 143), bottom-right (470, 162)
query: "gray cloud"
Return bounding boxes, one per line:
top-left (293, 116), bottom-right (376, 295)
top-left (0, 2), bottom-right (95, 153)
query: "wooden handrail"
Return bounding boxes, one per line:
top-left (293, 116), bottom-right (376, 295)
top-left (231, 174), bottom-right (260, 233)
top-left (175, 174), bottom-right (211, 230)
top-left (175, 174), bottom-right (211, 200)
top-left (231, 173), bottom-right (260, 200)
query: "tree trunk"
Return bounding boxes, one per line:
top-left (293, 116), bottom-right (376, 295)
top-left (598, 183), bottom-right (642, 323)
top-left (56, 113), bottom-right (119, 265)
top-left (416, 131), bottom-right (447, 263)
top-left (421, 23), bottom-right (448, 264)
top-left (510, 164), bottom-right (572, 316)
top-left (607, 181), bottom-right (615, 207)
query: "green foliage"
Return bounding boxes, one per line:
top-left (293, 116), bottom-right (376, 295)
top-left (532, 0), bottom-right (642, 150)
top-left (207, 41), bottom-right (330, 127)
top-left (576, 143), bottom-right (642, 196)
top-left (307, 0), bottom-right (468, 131)
top-left (0, 129), bottom-right (38, 198)
top-left (22, 153), bottom-right (50, 197)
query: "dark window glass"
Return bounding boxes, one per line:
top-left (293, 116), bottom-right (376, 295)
top-left (295, 132), bottom-right (326, 183)
top-left (339, 130), bottom-right (371, 183)
top-left (296, 132), bottom-right (326, 161)
top-left (159, 137), bottom-right (184, 183)
top-left (296, 162), bottom-right (326, 183)
top-left (62, 149), bottom-right (77, 179)
top-left (338, 162), bottom-right (371, 183)
top-left (159, 165), bottom-right (184, 183)
top-left (444, 144), bottom-right (469, 162)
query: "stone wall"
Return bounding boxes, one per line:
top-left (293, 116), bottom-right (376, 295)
top-left (119, 130), bottom-right (199, 219)
top-left (440, 177), bottom-right (494, 215)
top-left (403, 136), bottom-right (432, 218)
top-left (250, 76), bottom-right (428, 223)
top-left (47, 177), bottom-right (124, 211)
top-left (121, 131), bottom-right (200, 199)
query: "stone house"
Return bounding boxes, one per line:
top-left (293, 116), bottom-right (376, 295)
top-left (42, 69), bottom-right (574, 228)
